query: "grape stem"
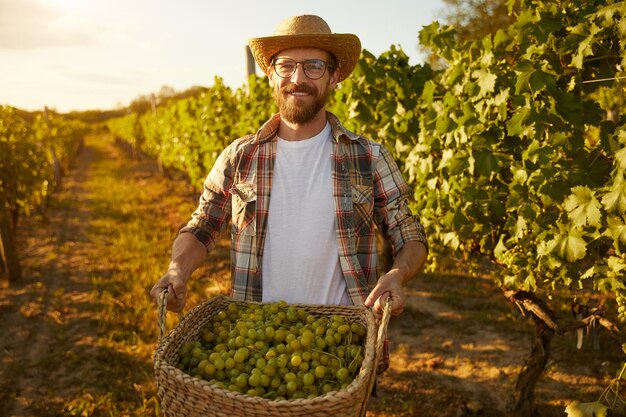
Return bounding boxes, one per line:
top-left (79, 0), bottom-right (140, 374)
top-left (598, 363), bottom-right (626, 409)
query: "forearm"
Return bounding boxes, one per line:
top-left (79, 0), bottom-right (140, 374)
top-left (168, 232), bottom-right (208, 281)
top-left (388, 240), bottom-right (428, 285)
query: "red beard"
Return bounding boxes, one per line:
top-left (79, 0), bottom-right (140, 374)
top-left (275, 83), bottom-right (330, 124)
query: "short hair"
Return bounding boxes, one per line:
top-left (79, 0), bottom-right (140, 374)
top-left (326, 52), bottom-right (338, 75)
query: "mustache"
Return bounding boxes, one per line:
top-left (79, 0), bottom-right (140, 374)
top-left (282, 84), bottom-right (317, 95)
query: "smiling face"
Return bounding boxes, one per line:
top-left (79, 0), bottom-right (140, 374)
top-left (268, 48), bottom-right (339, 125)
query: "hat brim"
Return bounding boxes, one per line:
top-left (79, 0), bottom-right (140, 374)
top-left (248, 34), bottom-right (361, 83)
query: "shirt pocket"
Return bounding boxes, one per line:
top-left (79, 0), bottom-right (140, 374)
top-left (231, 182), bottom-right (256, 236)
top-left (351, 183), bottom-right (373, 236)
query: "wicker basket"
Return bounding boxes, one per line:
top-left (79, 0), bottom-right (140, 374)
top-left (154, 294), bottom-right (390, 417)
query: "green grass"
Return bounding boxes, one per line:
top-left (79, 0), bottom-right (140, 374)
top-left (18, 134), bottom-right (223, 417)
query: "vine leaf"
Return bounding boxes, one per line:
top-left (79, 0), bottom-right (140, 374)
top-left (472, 69), bottom-right (497, 97)
top-left (602, 181), bottom-right (626, 214)
top-left (607, 216), bottom-right (626, 248)
top-left (570, 22), bottom-right (602, 69)
top-left (506, 108), bottom-right (531, 136)
top-left (564, 400), bottom-right (608, 417)
top-left (514, 60), bottom-right (534, 94)
top-left (565, 186), bottom-right (602, 227)
top-left (546, 227), bottom-right (587, 262)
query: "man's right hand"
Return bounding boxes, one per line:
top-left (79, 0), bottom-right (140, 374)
top-left (150, 268), bottom-right (188, 313)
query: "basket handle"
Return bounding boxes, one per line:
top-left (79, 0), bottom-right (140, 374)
top-left (374, 297), bottom-right (392, 367)
top-left (157, 289), bottom-right (183, 340)
top-left (359, 297), bottom-right (392, 417)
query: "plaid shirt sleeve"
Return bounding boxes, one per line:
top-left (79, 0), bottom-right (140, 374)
top-left (373, 145), bottom-right (428, 254)
top-left (372, 144), bottom-right (427, 375)
top-left (179, 144), bottom-right (235, 249)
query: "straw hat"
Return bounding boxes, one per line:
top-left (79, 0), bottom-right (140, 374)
top-left (248, 15), bottom-right (361, 83)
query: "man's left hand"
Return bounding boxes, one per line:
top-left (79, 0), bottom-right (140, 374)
top-left (364, 271), bottom-right (405, 317)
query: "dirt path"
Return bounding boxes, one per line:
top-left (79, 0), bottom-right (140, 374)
top-left (1, 134), bottom-right (624, 417)
top-left (0, 137), bottom-right (108, 416)
top-left (369, 272), bottom-right (624, 416)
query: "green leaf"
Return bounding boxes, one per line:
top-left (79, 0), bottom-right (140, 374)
top-left (564, 400), bottom-right (608, 417)
top-left (472, 69), bottom-right (497, 97)
top-left (507, 108), bottom-right (531, 136)
top-left (602, 181), bottom-right (626, 214)
top-left (556, 92), bottom-right (585, 126)
top-left (474, 150), bottom-right (499, 177)
top-left (494, 235), bottom-right (508, 260)
top-left (493, 29), bottom-right (510, 48)
top-left (514, 215), bottom-right (528, 239)
top-left (529, 69), bottom-right (555, 93)
top-left (571, 23), bottom-right (602, 69)
top-left (564, 186), bottom-right (602, 227)
top-left (615, 145), bottom-right (626, 170)
top-left (608, 256), bottom-right (626, 275)
top-left (445, 150), bottom-right (470, 175)
top-left (436, 111), bottom-right (458, 134)
top-left (607, 216), bottom-right (626, 247)
top-left (422, 81), bottom-right (436, 104)
top-left (418, 22), bottom-right (456, 60)
top-left (514, 60), bottom-right (534, 94)
top-left (547, 228), bottom-right (587, 262)
top-left (453, 208), bottom-right (471, 231)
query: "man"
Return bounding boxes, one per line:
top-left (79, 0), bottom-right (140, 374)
top-left (150, 15), bottom-right (427, 326)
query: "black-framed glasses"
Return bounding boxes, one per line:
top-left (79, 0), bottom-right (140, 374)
top-left (271, 58), bottom-right (333, 80)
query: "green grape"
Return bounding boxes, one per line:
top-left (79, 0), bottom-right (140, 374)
top-left (263, 364), bottom-right (276, 377)
top-left (224, 357), bottom-right (235, 370)
top-left (336, 367), bottom-right (349, 381)
top-left (290, 354), bottom-right (302, 367)
top-left (302, 372), bottom-right (315, 386)
top-left (260, 374), bottom-right (271, 388)
top-left (235, 373), bottom-right (248, 389)
top-left (285, 381), bottom-right (298, 393)
top-left (248, 373), bottom-right (261, 387)
top-left (176, 300), bottom-right (368, 400)
top-left (314, 365), bottom-right (327, 379)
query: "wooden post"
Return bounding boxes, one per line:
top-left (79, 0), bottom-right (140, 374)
top-left (0, 204), bottom-right (21, 284)
top-left (245, 45), bottom-right (256, 87)
top-left (151, 94), bottom-right (165, 175)
top-left (44, 106), bottom-right (62, 192)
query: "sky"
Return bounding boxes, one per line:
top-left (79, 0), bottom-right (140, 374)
top-left (0, 0), bottom-right (446, 113)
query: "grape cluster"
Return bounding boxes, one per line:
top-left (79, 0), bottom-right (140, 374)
top-left (176, 301), bottom-right (367, 400)
top-left (617, 290), bottom-right (626, 323)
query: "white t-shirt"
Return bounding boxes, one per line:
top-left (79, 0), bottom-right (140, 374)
top-left (261, 122), bottom-right (350, 305)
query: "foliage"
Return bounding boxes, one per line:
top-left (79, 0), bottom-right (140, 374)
top-left (412, 0), bottom-right (626, 297)
top-left (107, 76), bottom-right (276, 188)
top-left (329, 46), bottom-right (433, 163)
top-left (0, 106), bottom-right (50, 216)
top-left (0, 106), bottom-right (87, 218)
top-left (107, 113), bottom-right (143, 149)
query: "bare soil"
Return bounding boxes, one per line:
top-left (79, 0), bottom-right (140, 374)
top-left (1, 135), bottom-right (624, 417)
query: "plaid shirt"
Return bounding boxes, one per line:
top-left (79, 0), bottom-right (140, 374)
top-left (182, 111), bottom-right (427, 305)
